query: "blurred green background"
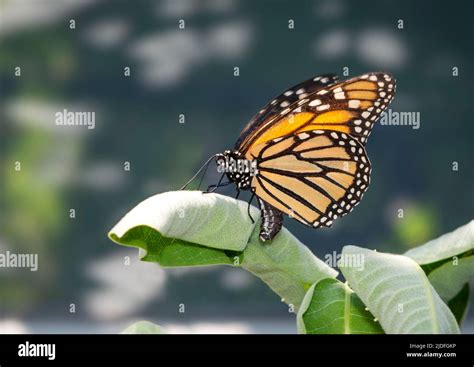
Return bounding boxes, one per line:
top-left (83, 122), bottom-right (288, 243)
top-left (0, 0), bottom-right (472, 333)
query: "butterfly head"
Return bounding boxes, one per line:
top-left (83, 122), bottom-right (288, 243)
top-left (216, 150), bottom-right (257, 190)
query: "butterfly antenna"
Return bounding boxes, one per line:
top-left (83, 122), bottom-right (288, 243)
top-left (179, 154), bottom-right (217, 191)
top-left (196, 157), bottom-right (213, 191)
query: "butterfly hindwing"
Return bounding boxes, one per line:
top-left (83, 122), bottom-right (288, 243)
top-left (235, 73), bottom-right (339, 152)
top-left (249, 129), bottom-right (371, 228)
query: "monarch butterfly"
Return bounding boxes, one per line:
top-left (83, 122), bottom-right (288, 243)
top-left (185, 72), bottom-right (396, 241)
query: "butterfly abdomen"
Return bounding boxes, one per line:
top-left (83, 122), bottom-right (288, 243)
top-left (258, 198), bottom-right (283, 242)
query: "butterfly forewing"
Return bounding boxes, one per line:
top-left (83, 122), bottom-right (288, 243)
top-left (299, 72), bottom-right (396, 144)
top-left (249, 130), bottom-right (371, 228)
top-left (239, 72), bottom-right (395, 156)
top-left (235, 73), bottom-right (339, 152)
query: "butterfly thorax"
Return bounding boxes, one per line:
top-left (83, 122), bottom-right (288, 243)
top-left (216, 150), bottom-right (258, 190)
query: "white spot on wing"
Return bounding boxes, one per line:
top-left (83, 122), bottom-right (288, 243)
top-left (349, 100), bottom-right (360, 108)
top-left (308, 99), bottom-right (322, 107)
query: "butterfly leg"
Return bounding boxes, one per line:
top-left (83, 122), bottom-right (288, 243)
top-left (205, 173), bottom-right (226, 193)
top-left (258, 198), bottom-right (283, 242)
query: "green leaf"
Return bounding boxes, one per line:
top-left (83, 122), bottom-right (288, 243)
top-left (110, 225), bottom-right (240, 267)
top-left (402, 221), bottom-right (474, 326)
top-left (121, 321), bottom-right (164, 334)
top-left (404, 220), bottom-right (474, 265)
top-left (108, 191), bottom-right (337, 308)
top-left (241, 225), bottom-right (338, 309)
top-left (296, 278), bottom-right (384, 334)
top-left (339, 246), bottom-right (460, 334)
top-left (109, 191), bottom-right (260, 253)
top-left (427, 256), bottom-right (474, 302)
top-left (447, 284), bottom-right (471, 325)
